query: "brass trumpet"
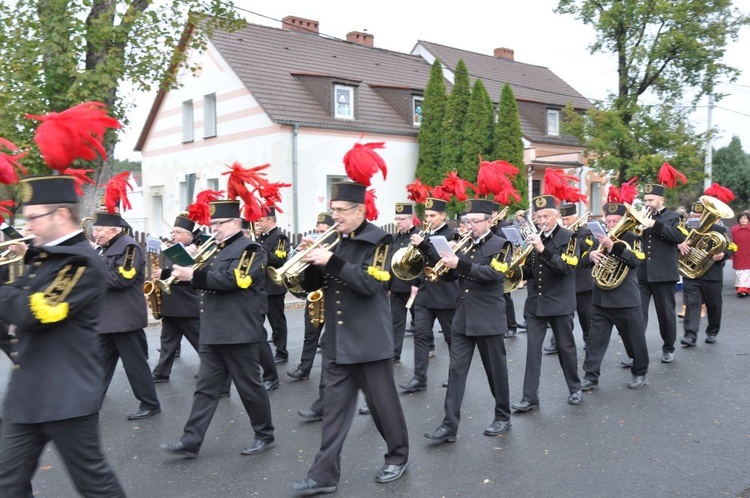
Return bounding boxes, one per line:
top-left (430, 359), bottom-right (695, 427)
top-left (0, 236), bottom-right (35, 266)
top-left (156, 235), bottom-right (218, 294)
top-left (267, 225), bottom-right (341, 295)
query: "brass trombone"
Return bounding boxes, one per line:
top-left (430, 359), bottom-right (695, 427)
top-left (267, 225), bottom-right (341, 295)
top-left (0, 236), bottom-right (36, 266)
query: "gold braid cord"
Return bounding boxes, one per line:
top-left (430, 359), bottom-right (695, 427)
top-left (29, 264), bottom-right (86, 324)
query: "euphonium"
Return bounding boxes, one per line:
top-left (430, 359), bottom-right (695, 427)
top-left (156, 235), bottom-right (218, 294)
top-left (592, 203), bottom-right (650, 290)
top-left (267, 225), bottom-right (341, 295)
top-left (0, 236), bottom-right (35, 267)
top-left (503, 215), bottom-right (540, 292)
top-left (307, 289), bottom-right (325, 327)
top-left (391, 221), bottom-right (430, 281)
top-left (143, 236), bottom-right (163, 320)
top-left (678, 195), bottom-right (734, 279)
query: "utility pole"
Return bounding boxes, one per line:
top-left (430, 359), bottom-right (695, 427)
top-left (704, 93), bottom-right (714, 191)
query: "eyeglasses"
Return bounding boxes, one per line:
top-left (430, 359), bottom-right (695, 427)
top-left (465, 217), bottom-right (489, 226)
top-left (25, 210), bottom-right (57, 223)
top-left (330, 205), bottom-right (359, 215)
top-left (209, 219), bottom-right (234, 227)
top-left (394, 216), bottom-right (410, 222)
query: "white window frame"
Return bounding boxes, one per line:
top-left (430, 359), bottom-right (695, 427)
top-left (203, 93), bottom-right (217, 138)
top-left (334, 85), bottom-right (354, 120)
top-left (412, 96), bottom-right (424, 126)
top-left (182, 100), bottom-right (194, 143)
top-left (207, 178), bottom-right (220, 192)
top-left (327, 175), bottom-right (347, 206)
top-left (547, 109), bottom-right (560, 136)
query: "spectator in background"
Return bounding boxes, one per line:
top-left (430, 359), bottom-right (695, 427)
top-left (730, 211), bottom-right (750, 297)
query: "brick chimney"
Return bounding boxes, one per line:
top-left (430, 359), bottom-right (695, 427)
top-left (282, 15), bottom-right (319, 34)
top-left (494, 47), bottom-right (514, 61)
top-left (346, 31), bottom-right (374, 47)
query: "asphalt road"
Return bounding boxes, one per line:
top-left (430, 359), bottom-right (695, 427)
top-left (1, 266), bottom-right (749, 497)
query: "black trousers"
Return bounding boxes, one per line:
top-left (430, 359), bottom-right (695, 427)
top-left (100, 330), bottom-right (160, 410)
top-left (522, 313), bottom-right (580, 403)
top-left (259, 337), bottom-right (279, 384)
top-left (583, 305), bottom-right (648, 381)
top-left (266, 294), bottom-right (288, 359)
top-left (297, 311), bottom-right (323, 375)
top-left (639, 281), bottom-right (677, 353)
top-left (181, 343), bottom-right (274, 451)
top-left (442, 331), bottom-right (510, 433)
top-left (390, 291), bottom-right (410, 359)
top-left (504, 293), bottom-right (517, 330)
top-left (683, 278), bottom-right (723, 339)
top-left (307, 356), bottom-right (408, 486)
top-left (152, 316), bottom-right (200, 378)
top-left (413, 305), bottom-right (454, 382)
top-left (0, 413), bottom-right (125, 498)
top-left (548, 290), bottom-right (593, 348)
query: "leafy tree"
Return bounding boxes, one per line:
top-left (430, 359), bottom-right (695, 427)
top-left (556, 0), bottom-right (749, 190)
top-left (416, 59), bottom-right (448, 188)
top-left (459, 79), bottom-right (494, 183)
top-left (440, 59), bottom-right (471, 177)
top-left (0, 0), bottom-right (241, 215)
top-left (713, 136), bottom-right (750, 212)
top-left (113, 159), bottom-right (142, 174)
top-left (493, 83), bottom-right (528, 211)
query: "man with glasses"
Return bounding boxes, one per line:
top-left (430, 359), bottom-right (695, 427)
top-left (424, 199), bottom-right (513, 443)
top-left (0, 175), bottom-right (126, 496)
top-left (161, 200), bottom-right (275, 458)
top-left (389, 203), bottom-right (419, 364)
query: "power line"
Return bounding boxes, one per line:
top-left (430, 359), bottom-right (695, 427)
top-left (715, 106), bottom-right (750, 118)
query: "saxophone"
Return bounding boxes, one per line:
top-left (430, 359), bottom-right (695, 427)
top-left (307, 289), bottom-right (325, 327)
top-left (143, 236), bottom-right (163, 320)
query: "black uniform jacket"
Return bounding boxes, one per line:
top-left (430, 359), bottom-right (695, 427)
top-left (389, 225), bottom-right (419, 293)
top-left (0, 232), bottom-right (107, 424)
top-left (683, 222), bottom-right (735, 282)
top-left (637, 207), bottom-right (686, 283)
top-left (159, 260), bottom-right (200, 318)
top-left (582, 231), bottom-right (642, 308)
top-left (444, 232), bottom-right (511, 336)
top-left (259, 226), bottom-right (290, 296)
top-left (100, 232), bottom-right (148, 333)
top-left (522, 224), bottom-right (578, 317)
top-left (414, 224), bottom-right (460, 309)
top-left (300, 221), bottom-right (393, 364)
top-left (575, 225), bottom-right (595, 293)
top-left (192, 232), bottom-right (266, 345)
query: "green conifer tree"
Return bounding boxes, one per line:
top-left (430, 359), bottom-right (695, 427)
top-left (440, 59), bottom-right (471, 177)
top-left (494, 83), bottom-right (528, 210)
top-left (460, 79), bottom-right (495, 185)
top-left (416, 59), bottom-right (448, 188)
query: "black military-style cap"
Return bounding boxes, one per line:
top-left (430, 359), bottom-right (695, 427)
top-left (174, 214), bottom-right (196, 232)
top-left (92, 212), bottom-right (122, 227)
top-left (331, 182), bottom-right (366, 204)
top-left (263, 206), bottom-right (276, 217)
top-left (395, 203), bottom-right (413, 215)
top-left (532, 195), bottom-right (557, 211)
top-left (209, 200), bottom-right (240, 219)
top-left (464, 199), bottom-right (495, 215)
top-left (603, 203), bottom-right (627, 216)
top-left (643, 184), bottom-right (665, 197)
top-left (423, 197), bottom-right (447, 212)
top-left (241, 219), bottom-right (250, 230)
top-left (317, 212), bottom-right (334, 226)
top-left (559, 203), bottom-right (577, 217)
top-left (20, 175), bottom-right (78, 206)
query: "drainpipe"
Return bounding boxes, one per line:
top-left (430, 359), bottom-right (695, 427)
top-left (292, 124), bottom-right (300, 235)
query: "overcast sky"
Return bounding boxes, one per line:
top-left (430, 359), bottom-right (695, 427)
top-left (115, 0), bottom-right (750, 161)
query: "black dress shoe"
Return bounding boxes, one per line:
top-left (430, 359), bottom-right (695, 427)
top-left (484, 419), bottom-right (511, 436)
top-left (152, 375), bottom-right (169, 383)
top-left (423, 426), bottom-right (456, 443)
top-left (517, 321), bottom-right (527, 330)
top-left (160, 441), bottom-right (198, 459)
top-left (627, 375), bottom-right (647, 389)
top-left (127, 406), bottom-right (161, 420)
top-left (661, 352), bottom-right (675, 363)
top-left (287, 368), bottom-right (310, 381)
top-left (620, 357), bottom-right (634, 368)
top-left (399, 378), bottom-right (427, 392)
top-left (263, 379), bottom-right (280, 391)
top-left (358, 404), bottom-right (370, 415)
top-left (705, 335), bottom-right (717, 344)
top-left (274, 356), bottom-right (288, 364)
top-left (297, 409), bottom-right (323, 422)
top-left (375, 462), bottom-right (409, 483)
top-left (543, 345), bottom-right (558, 355)
top-left (442, 379), bottom-right (449, 388)
top-left (680, 336), bottom-right (697, 347)
top-left (511, 400), bottom-right (539, 412)
top-left (504, 329), bottom-right (517, 338)
top-left (240, 438), bottom-right (276, 455)
top-left (291, 478), bottom-right (337, 496)
top-left (567, 391), bottom-right (583, 405)
top-left (580, 379), bottom-right (598, 391)
top-left (219, 391), bottom-right (231, 398)
top-left (392, 357), bottom-right (401, 365)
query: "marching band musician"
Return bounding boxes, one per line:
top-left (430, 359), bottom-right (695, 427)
top-left (512, 194), bottom-right (583, 412)
top-left (161, 199), bottom-right (276, 458)
top-left (580, 202), bottom-right (649, 391)
top-left (423, 198), bottom-right (513, 443)
top-left (399, 196), bottom-right (459, 392)
top-left (291, 181), bottom-right (409, 495)
top-left (258, 207), bottom-right (291, 365)
top-left (93, 194), bottom-right (161, 421)
top-left (151, 214), bottom-right (201, 383)
top-left (680, 196), bottom-right (736, 346)
top-left (0, 175), bottom-right (126, 496)
top-left (389, 203), bottom-right (419, 364)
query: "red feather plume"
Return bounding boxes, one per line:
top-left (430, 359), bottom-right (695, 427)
top-left (0, 200), bottom-right (14, 224)
top-left (657, 162), bottom-right (687, 189)
top-left (607, 185), bottom-right (621, 204)
top-left (187, 189), bottom-right (225, 226)
top-left (406, 178), bottom-right (431, 204)
top-left (704, 182), bottom-right (735, 203)
top-left (430, 185), bottom-right (452, 202)
top-left (619, 177), bottom-right (638, 204)
top-left (243, 198), bottom-right (267, 222)
top-left (26, 101), bottom-right (121, 172)
top-left (441, 171), bottom-right (475, 201)
top-left (258, 180), bottom-right (291, 213)
top-left (343, 142), bottom-right (388, 186)
top-left (61, 168), bottom-right (95, 196)
top-left (222, 162), bottom-right (272, 204)
top-left (543, 168), bottom-right (581, 203)
top-left (0, 138), bottom-right (28, 185)
top-left (102, 172), bottom-right (132, 213)
top-left (364, 188), bottom-right (379, 220)
top-left (477, 158), bottom-right (520, 203)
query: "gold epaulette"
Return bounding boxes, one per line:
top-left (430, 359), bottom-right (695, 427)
top-left (118, 245), bottom-right (137, 279)
top-left (490, 257), bottom-right (508, 273)
top-left (561, 254), bottom-right (578, 266)
top-left (29, 264), bottom-right (85, 324)
top-left (368, 243), bottom-right (391, 281)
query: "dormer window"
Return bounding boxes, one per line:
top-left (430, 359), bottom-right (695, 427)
top-left (547, 109), bottom-right (560, 136)
top-left (334, 85), bottom-right (354, 120)
top-left (412, 96), bottom-right (424, 126)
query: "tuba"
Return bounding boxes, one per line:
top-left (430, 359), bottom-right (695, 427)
top-left (391, 221), bottom-right (430, 281)
top-left (156, 235), bottom-right (218, 294)
top-left (592, 203), bottom-right (650, 290)
top-left (267, 225), bottom-right (341, 295)
top-left (503, 214), bottom-right (540, 292)
top-left (678, 195), bottom-right (734, 279)
top-left (143, 236), bottom-right (163, 320)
